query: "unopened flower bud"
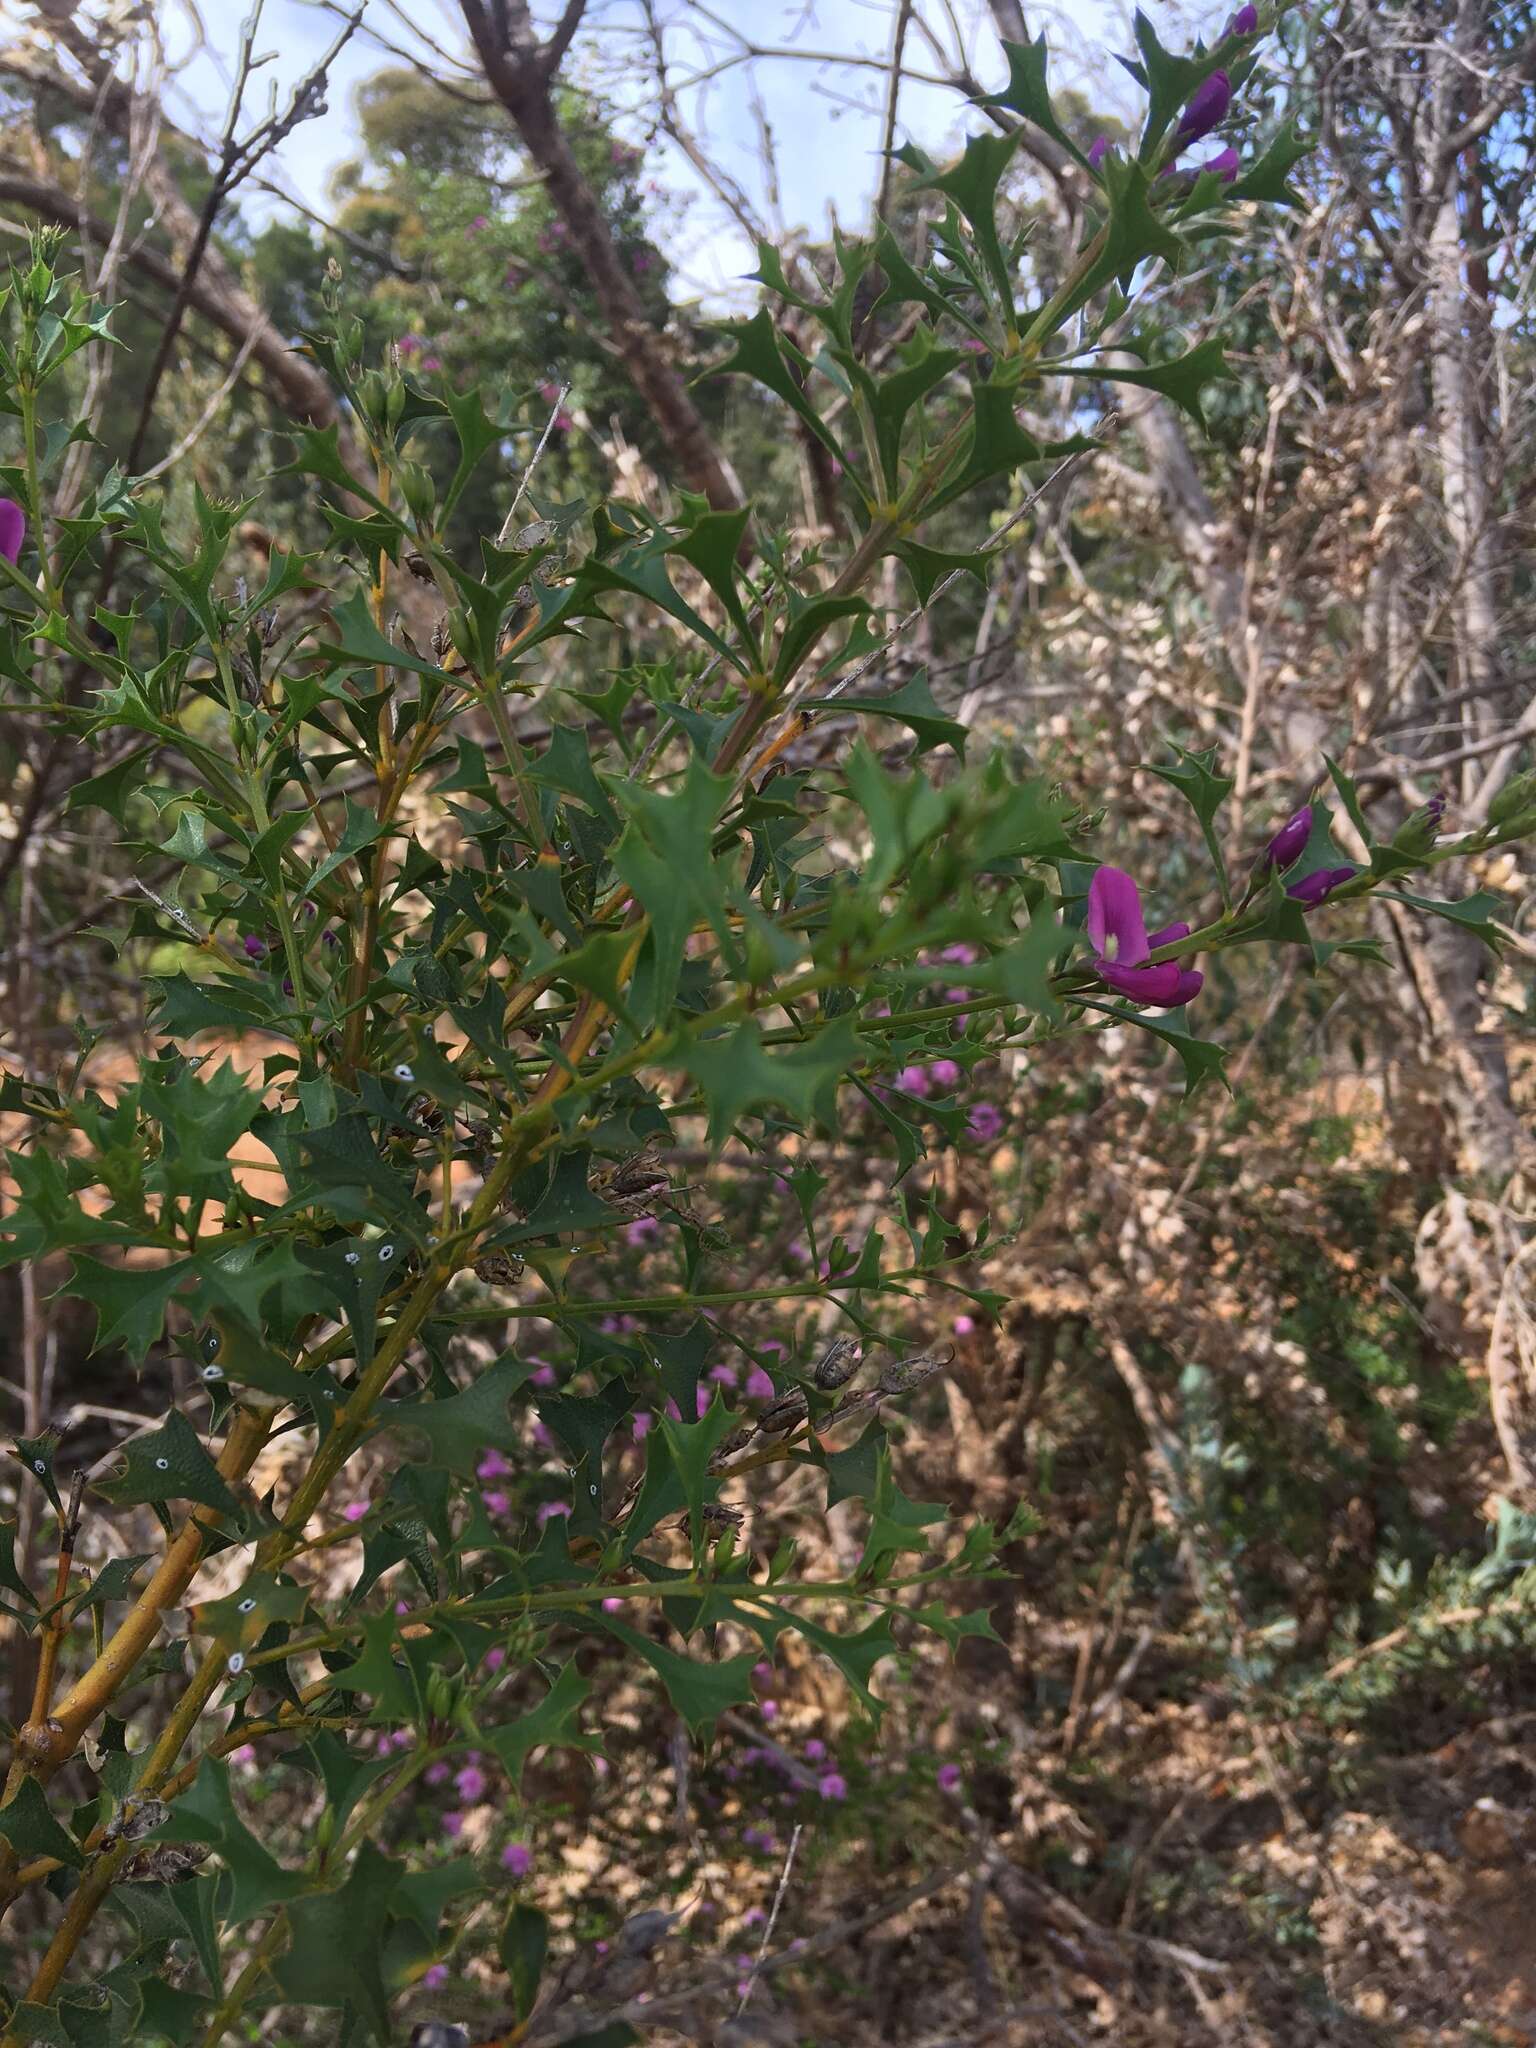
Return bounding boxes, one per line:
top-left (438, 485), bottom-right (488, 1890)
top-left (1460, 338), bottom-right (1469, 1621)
top-left (1263, 804), bottom-right (1313, 871)
top-left (1177, 69), bottom-right (1231, 144)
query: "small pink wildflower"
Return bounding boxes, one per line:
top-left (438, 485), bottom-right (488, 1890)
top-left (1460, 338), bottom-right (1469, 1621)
top-left (502, 1841), bottom-right (532, 1877)
top-left (818, 1772), bottom-right (848, 1801)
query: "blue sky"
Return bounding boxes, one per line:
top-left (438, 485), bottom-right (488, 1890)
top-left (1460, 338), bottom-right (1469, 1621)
top-left (164, 0), bottom-right (1191, 304)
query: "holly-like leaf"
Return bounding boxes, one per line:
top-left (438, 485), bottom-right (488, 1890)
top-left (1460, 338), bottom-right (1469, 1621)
top-left (1380, 889), bottom-right (1507, 950)
top-left (384, 1352), bottom-right (537, 1476)
top-left (486, 1659), bottom-right (597, 1787)
top-left (683, 1016), bottom-right (859, 1147)
top-left (69, 1255), bottom-right (192, 1362)
top-left (976, 34), bottom-right (1088, 166)
top-left (97, 1409), bottom-right (241, 1517)
top-left (142, 1756), bottom-right (306, 1926)
top-left (270, 1841), bottom-right (402, 2039)
top-left (708, 309), bottom-right (851, 469)
top-left (591, 1613), bottom-right (757, 1732)
top-left (0, 1775), bottom-right (85, 1869)
top-left (1039, 336), bottom-right (1230, 425)
top-left (806, 668), bottom-right (970, 758)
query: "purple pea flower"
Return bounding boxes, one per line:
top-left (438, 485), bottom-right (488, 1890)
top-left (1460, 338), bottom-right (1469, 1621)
top-left (1264, 805), bottom-right (1313, 871)
top-left (1287, 865), bottom-right (1357, 907)
top-left (455, 1764), bottom-right (487, 1802)
top-left (937, 1763), bottom-right (963, 1793)
top-left (0, 500), bottom-right (25, 564)
top-left (536, 1499), bottom-right (571, 1526)
top-left (422, 1963), bottom-right (449, 1989)
top-left (745, 1365), bottom-right (776, 1402)
top-left (928, 1058), bottom-right (962, 1091)
top-left (501, 1841), bottom-right (532, 1877)
top-left (1087, 135), bottom-right (1111, 170)
top-left (1177, 69), bottom-right (1231, 144)
top-left (242, 934), bottom-right (267, 961)
top-left (966, 1102), bottom-right (1004, 1142)
top-left (895, 1063), bottom-right (930, 1097)
top-left (1086, 867), bottom-right (1203, 1010)
top-left (1226, 3), bottom-right (1260, 32)
top-left (818, 1772), bottom-right (848, 1801)
top-left (1202, 146), bottom-right (1241, 183)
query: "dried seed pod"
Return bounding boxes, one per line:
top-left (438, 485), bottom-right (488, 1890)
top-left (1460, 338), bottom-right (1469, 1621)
top-left (430, 614), bottom-right (453, 663)
top-left (120, 1840), bottom-right (210, 1883)
top-left (592, 1134), bottom-right (672, 1218)
top-left (683, 1501), bottom-right (745, 1535)
top-left (407, 1093), bottom-right (445, 1133)
top-left (755, 1387), bottom-right (809, 1436)
top-left (812, 1335), bottom-right (863, 1390)
top-left (473, 1248), bottom-right (525, 1287)
top-left (876, 1344), bottom-right (955, 1397)
top-left (404, 550), bottom-right (436, 582)
top-left (707, 1423), bottom-right (756, 1471)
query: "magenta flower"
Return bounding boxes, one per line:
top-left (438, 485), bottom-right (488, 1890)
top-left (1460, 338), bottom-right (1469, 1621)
top-left (1202, 146), bottom-right (1241, 182)
top-left (937, 1763), bottom-right (963, 1793)
top-left (895, 1064), bottom-right (930, 1097)
top-left (454, 1764), bottom-right (487, 1802)
top-left (928, 1058), bottom-right (962, 1091)
top-left (709, 1363), bottom-right (739, 1387)
top-left (1177, 70), bottom-right (1231, 143)
top-left (485, 1646), bottom-right (506, 1672)
top-left (1086, 867), bottom-right (1202, 1009)
top-left (626, 1216), bottom-right (661, 1247)
top-left (467, 214), bottom-right (489, 234)
top-left (481, 1490), bottom-right (510, 1516)
top-left (818, 1772), bottom-right (848, 1801)
top-left (397, 332), bottom-right (423, 356)
top-left (1226, 3), bottom-right (1260, 32)
top-left (1287, 865), bottom-right (1357, 907)
top-left (425, 1761), bottom-right (451, 1786)
top-left (242, 934), bottom-right (267, 961)
top-left (422, 1963), bottom-right (449, 1989)
top-left (341, 1500), bottom-right (367, 1523)
top-left (745, 1365), bottom-right (776, 1401)
top-left (803, 1738), bottom-right (826, 1762)
top-left (0, 500), bottom-right (25, 564)
top-left (477, 1449), bottom-right (512, 1481)
top-left (602, 1596), bottom-right (624, 1612)
top-left (442, 1811), bottom-right (465, 1838)
top-left (966, 1102), bottom-right (1004, 1142)
top-left (632, 1410), bottom-right (653, 1441)
top-left (420, 355), bottom-right (443, 372)
top-left (501, 1841), bottom-right (532, 1877)
top-left (1264, 805), bottom-right (1313, 870)
top-left (1087, 135), bottom-right (1111, 169)
top-left (529, 1363), bottom-right (557, 1389)
top-left (953, 1315), bottom-right (975, 1337)
top-left (536, 1499), bottom-right (571, 1526)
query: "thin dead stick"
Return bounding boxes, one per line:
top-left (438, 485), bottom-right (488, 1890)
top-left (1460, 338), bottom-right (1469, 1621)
top-left (497, 380), bottom-right (573, 545)
top-left (737, 1820), bottom-right (802, 2015)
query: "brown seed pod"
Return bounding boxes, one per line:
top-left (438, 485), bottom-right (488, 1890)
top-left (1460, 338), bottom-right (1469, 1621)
top-left (876, 1344), bottom-right (955, 1397)
top-left (120, 1840), bottom-right (210, 1883)
top-left (812, 1335), bottom-right (863, 1389)
top-left (707, 1423), bottom-right (756, 1471)
top-left (755, 1387), bottom-right (809, 1436)
top-left (407, 1093), bottom-right (445, 1134)
top-left (683, 1501), bottom-right (745, 1535)
top-left (472, 1248), bottom-right (525, 1287)
top-left (591, 1134), bottom-right (673, 1218)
